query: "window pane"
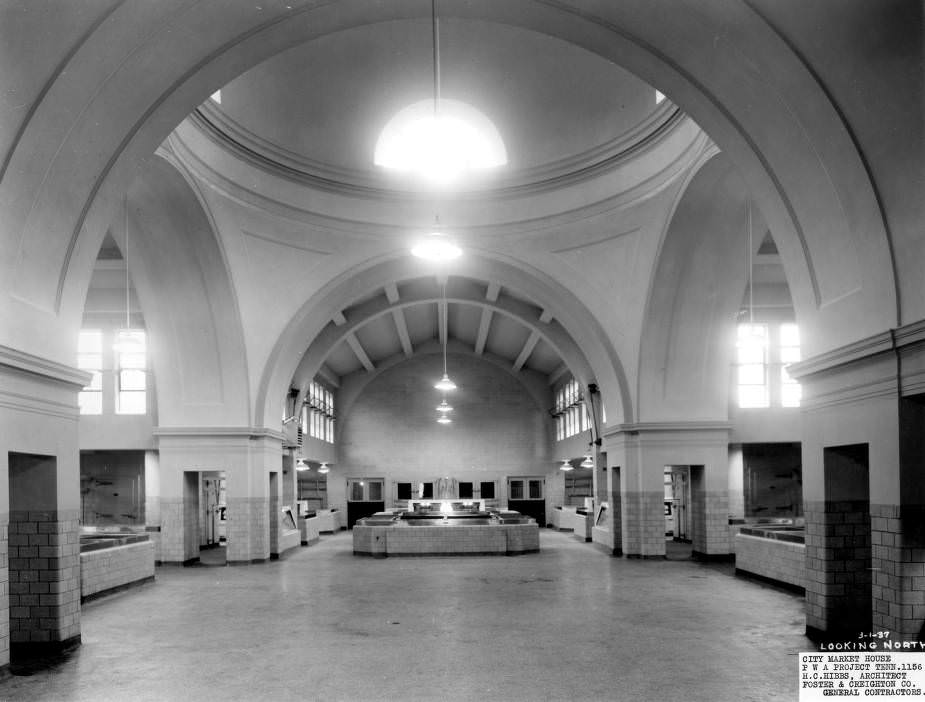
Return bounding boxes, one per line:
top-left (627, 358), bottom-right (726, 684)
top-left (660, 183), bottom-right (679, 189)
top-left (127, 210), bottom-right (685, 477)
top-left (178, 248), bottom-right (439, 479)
top-left (78, 353), bottom-right (102, 370)
top-left (368, 481), bottom-right (382, 502)
top-left (78, 330), bottom-right (102, 353)
top-left (117, 391), bottom-right (146, 414)
top-left (480, 481), bottom-right (495, 499)
top-left (397, 483), bottom-right (412, 500)
top-left (781, 347), bottom-right (801, 364)
top-left (79, 391), bottom-right (102, 415)
top-left (738, 364), bottom-right (765, 386)
top-left (120, 369), bottom-right (146, 391)
top-left (422, 482), bottom-right (433, 499)
top-left (85, 370), bottom-right (102, 391)
top-left (350, 482), bottom-right (364, 501)
top-left (781, 383), bottom-right (802, 408)
top-left (780, 323), bottom-right (800, 347)
top-left (528, 480), bottom-right (542, 499)
top-left (737, 345), bottom-right (765, 364)
top-left (459, 482), bottom-right (473, 499)
top-left (120, 352), bottom-right (146, 369)
top-left (738, 385), bottom-right (769, 408)
top-left (510, 480), bottom-right (523, 500)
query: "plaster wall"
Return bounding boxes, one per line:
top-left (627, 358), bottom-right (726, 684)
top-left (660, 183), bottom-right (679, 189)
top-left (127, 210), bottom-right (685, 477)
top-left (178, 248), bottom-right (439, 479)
top-left (333, 353), bottom-right (554, 513)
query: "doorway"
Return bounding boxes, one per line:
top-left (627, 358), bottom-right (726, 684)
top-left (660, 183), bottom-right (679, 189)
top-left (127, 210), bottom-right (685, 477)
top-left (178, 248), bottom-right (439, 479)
top-left (199, 471), bottom-right (226, 566)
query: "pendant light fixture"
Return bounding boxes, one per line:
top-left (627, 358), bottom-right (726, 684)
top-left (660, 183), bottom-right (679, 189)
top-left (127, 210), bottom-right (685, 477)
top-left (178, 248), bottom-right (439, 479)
top-left (318, 462), bottom-right (330, 475)
top-left (580, 454), bottom-right (594, 469)
top-left (436, 415), bottom-right (452, 425)
top-left (373, 0), bottom-right (506, 183)
top-left (559, 459), bottom-right (574, 472)
top-left (436, 398), bottom-right (453, 413)
top-left (296, 457), bottom-right (308, 471)
top-left (434, 281), bottom-right (457, 392)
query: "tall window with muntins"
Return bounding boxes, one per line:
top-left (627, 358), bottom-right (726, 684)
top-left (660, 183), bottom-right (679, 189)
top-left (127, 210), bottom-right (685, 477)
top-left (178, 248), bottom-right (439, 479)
top-left (78, 330), bottom-right (103, 415)
top-left (736, 323), bottom-right (769, 408)
top-left (115, 329), bottom-right (146, 414)
top-left (779, 323), bottom-right (801, 407)
top-left (554, 378), bottom-right (588, 440)
top-left (305, 381), bottom-right (335, 443)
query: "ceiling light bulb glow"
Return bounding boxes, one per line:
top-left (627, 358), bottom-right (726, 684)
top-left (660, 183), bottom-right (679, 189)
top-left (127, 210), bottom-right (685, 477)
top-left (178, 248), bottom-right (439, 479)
top-left (374, 99), bottom-right (507, 185)
top-left (434, 373), bottom-right (457, 391)
top-left (411, 237), bottom-right (462, 262)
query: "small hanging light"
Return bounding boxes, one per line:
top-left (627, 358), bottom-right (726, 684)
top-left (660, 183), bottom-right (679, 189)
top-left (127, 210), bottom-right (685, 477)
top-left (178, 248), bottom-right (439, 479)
top-left (436, 415), bottom-right (452, 425)
top-left (317, 462), bottom-right (330, 474)
top-left (296, 457), bottom-right (308, 471)
top-left (580, 455), bottom-right (594, 469)
top-left (559, 459), bottom-right (574, 472)
top-left (436, 398), bottom-right (453, 413)
top-left (434, 281), bottom-right (457, 391)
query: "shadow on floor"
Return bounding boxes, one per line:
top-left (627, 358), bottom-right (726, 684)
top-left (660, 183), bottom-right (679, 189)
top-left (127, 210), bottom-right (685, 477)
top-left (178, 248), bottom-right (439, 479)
top-left (665, 538), bottom-right (693, 561)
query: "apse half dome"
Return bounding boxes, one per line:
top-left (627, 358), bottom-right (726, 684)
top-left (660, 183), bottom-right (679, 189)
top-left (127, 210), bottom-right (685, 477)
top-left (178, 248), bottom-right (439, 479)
top-left (374, 98), bottom-right (507, 185)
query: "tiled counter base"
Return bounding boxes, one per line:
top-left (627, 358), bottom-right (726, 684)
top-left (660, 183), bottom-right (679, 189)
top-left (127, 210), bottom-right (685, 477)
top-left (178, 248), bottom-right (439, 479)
top-left (315, 509), bottom-right (344, 534)
top-left (353, 522), bottom-right (540, 557)
top-left (80, 539), bottom-right (155, 602)
top-left (273, 529), bottom-right (301, 559)
top-left (734, 530), bottom-right (805, 592)
top-left (299, 516), bottom-right (320, 546)
top-left (555, 507), bottom-right (591, 541)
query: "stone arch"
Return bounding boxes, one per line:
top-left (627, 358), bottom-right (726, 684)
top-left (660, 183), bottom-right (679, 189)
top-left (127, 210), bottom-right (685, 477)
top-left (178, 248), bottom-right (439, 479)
top-left (0, 0), bottom-right (895, 371)
top-left (637, 151), bottom-right (768, 422)
top-left (121, 155), bottom-right (251, 427)
top-left (258, 254), bottom-right (630, 430)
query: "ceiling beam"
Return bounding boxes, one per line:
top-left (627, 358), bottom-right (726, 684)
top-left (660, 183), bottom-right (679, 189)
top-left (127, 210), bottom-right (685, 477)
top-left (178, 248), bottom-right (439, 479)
top-left (485, 281), bottom-right (500, 302)
top-left (548, 362), bottom-right (569, 386)
top-left (345, 333), bottom-right (375, 372)
top-left (474, 308), bottom-right (493, 355)
top-left (392, 309), bottom-right (413, 357)
top-left (539, 308), bottom-right (553, 324)
top-left (332, 311), bottom-right (347, 326)
top-left (384, 282), bottom-right (412, 356)
top-left (513, 330), bottom-right (540, 372)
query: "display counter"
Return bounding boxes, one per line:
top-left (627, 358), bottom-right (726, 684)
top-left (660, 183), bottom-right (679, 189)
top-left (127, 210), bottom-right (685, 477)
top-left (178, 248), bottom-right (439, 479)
top-left (80, 526), bottom-right (155, 602)
top-left (734, 521), bottom-right (805, 591)
top-left (353, 508), bottom-right (539, 557)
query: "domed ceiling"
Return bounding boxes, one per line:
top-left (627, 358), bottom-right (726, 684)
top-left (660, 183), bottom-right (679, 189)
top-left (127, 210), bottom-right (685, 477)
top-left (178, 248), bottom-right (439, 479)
top-left (202, 18), bottom-right (667, 191)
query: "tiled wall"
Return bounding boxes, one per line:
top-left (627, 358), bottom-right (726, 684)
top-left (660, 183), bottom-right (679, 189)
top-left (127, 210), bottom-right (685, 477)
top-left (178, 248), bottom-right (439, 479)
top-left (691, 489), bottom-right (731, 556)
top-left (871, 503), bottom-right (925, 639)
top-left (0, 513), bottom-right (9, 665)
top-left (621, 491), bottom-right (665, 557)
top-left (735, 534), bottom-right (805, 588)
top-left (7, 510), bottom-right (81, 647)
top-left (225, 497), bottom-right (269, 563)
top-left (80, 541), bottom-right (155, 600)
top-left (157, 497), bottom-right (186, 563)
top-left (804, 499), bottom-right (872, 638)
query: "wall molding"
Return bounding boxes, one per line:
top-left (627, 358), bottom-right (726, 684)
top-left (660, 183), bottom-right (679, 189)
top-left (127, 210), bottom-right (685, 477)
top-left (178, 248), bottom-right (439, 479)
top-left (0, 344), bottom-right (90, 389)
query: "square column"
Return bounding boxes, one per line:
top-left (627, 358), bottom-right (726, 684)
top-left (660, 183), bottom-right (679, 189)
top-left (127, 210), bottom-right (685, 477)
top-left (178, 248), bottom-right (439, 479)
top-left (605, 423), bottom-right (731, 559)
top-left (793, 329), bottom-right (925, 642)
top-left (154, 428), bottom-right (282, 565)
top-left (0, 346), bottom-right (88, 667)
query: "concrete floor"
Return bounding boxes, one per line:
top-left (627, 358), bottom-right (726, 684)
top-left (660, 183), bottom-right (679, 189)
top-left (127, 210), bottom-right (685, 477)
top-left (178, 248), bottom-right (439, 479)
top-left (0, 530), bottom-right (810, 701)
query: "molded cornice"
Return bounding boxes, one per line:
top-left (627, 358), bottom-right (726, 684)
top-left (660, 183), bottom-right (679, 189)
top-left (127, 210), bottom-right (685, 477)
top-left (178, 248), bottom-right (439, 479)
top-left (0, 344), bottom-right (90, 389)
top-left (154, 426), bottom-right (285, 442)
top-left (191, 100), bottom-right (685, 199)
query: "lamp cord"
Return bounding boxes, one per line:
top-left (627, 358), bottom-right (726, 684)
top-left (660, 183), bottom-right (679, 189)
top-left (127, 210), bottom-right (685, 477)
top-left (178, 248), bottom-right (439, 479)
top-left (432, 0), bottom-right (440, 116)
top-left (747, 199), bottom-right (753, 324)
top-left (124, 194), bottom-right (130, 330)
top-left (442, 281), bottom-right (448, 374)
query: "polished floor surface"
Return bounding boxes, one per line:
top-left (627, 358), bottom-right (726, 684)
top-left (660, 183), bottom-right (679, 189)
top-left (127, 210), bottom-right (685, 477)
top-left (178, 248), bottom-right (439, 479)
top-left (0, 530), bottom-right (810, 701)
